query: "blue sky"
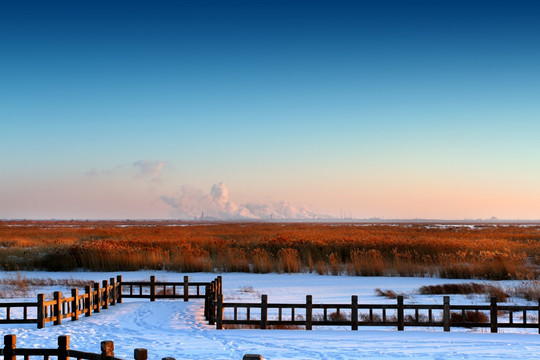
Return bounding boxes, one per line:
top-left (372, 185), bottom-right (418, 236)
top-left (1, 0), bottom-right (539, 220)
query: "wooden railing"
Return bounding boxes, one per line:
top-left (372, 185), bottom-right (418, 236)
top-left (0, 275), bottom-right (222, 329)
top-left (0, 334), bottom-right (262, 360)
top-left (215, 295), bottom-right (540, 333)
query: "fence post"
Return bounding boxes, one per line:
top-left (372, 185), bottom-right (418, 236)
top-left (117, 275), bottom-right (123, 303)
top-left (209, 287), bottom-right (216, 325)
top-left (490, 296), bottom-right (498, 333)
top-left (110, 278), bottom-right (116, 306)
top-left (94, 283), bottom-right (101, 313)
top-left (397, 295), bottom-right (404, 331)
top-left (102, 280), bottom-right (109, 310)
top-left (351, 295), bottom-right (358, 330)
top-left (134, 348), bottom-right (148, 360)
top-left (443, 296), bottom-right (450, 332)
top-left (37, 294), bottom-right (45, 328)
top-left (54, 291), bottom-right (62, 325)
top-left (306, 295), bottom-right (313, 330)
top-left (101, 341), bottom-right (114, 360)
top-left (204, 285), bottom-right (210, 320)
top-left (150, 276), bottom-right (156, 302)
top-left (261, 295), bottom-right (268, 330)
top-left (218, 276), bottom-right (223, 295)
top-left (184, 276), bottom-right (189, 302)
top-left (4, 334), bottom-right (16, 360)
top-left (58, 335), bottom-right (70, 360)
top-left (538, 297), bottom-right (540, 334)
top-left (85, 286), bottom-right (92, 317)
top-left (71, 289), bottom-right (79, 321)
top-left (217, 294), bottom-right (223, 330)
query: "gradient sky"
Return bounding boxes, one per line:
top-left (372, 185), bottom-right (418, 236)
top-left (1, 0), bottom-right (539, 220)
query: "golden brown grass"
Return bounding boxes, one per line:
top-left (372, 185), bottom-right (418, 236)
top-left (1, 220), bottom-right (540, 280)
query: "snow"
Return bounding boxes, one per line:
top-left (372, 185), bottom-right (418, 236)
top-left (1, 271), bottom-right (540, 359)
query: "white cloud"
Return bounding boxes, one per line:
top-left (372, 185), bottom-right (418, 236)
top-left (161, 182), bottom-right (324, 220)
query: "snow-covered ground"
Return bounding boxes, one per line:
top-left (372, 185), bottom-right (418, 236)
top-left (1, 271), bottom-right (540, 359)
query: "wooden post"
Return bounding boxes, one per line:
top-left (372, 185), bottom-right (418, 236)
top-left (218, 276), bottom-right (223, 295)
top-left (538, 297), bottom-right (540, 334)
top-left (37, 293), bottom-right (45, 329)
top-left (134, 348), bottom-right (148, 360)
top-left (397, 296), bottom-right (404, 331)
top-left (443, 296), bottom-right (450, 332)
top-left (101, 340), bottom-right (114, 360)
top-left (71, 289), bottom-right (79, 321)
top-left (54, 291), bottom-right (62, 325)
top-left (150, 276), bottom-right (156, 302)
top-left (85, 285), bottom-right (92, 317)
top-left (110, 278), bottom-right (116, 306)
top-left (306, 295), bottom-right (313, 330)
top-left (94, 283), bottom-right (101, 313)
top-left (117, 275), bottom-right (123, 303)
top-left (490, 296), bottom-right (498, 333)
top-left (58, 335), bottom-right (70, 360)
top-left (204, 285), bottom-right (210, 320)
top-left (217, 294), bottom-right (223, 330)
top-left (261, 295), bottom-right (268, 330)
top-left (4, 334), bottom-right (16, 360)
top-left (351, 295), bottom-right (358, 330)
top-left (184, 276), bottom-right (189, 302)
top-left (102, 280), bottom-right (109, 309)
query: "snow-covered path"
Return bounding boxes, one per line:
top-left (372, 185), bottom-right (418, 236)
top-left (2, 271), bottom-right (540, 359)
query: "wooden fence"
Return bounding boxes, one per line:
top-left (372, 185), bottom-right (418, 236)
top-left (215, 294), bottom-right (540, 333)
top-left (0, 335), bottom-right (261, 360)
top-left (0, 275), bottom-right (222, 329)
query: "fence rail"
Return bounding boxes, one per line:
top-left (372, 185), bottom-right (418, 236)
top-left (0, 334), bottom-right (260, 360)
top-left (0, 275), bottom-right (222, 329)
top-left (215, 294), bottom-right (540, 333)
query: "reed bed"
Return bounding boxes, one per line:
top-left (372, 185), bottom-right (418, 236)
top-left (1, 221), bottom-right (540, 280)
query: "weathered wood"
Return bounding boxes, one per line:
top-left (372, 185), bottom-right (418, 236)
top-left (490, 296), bottom-right (498, 333)
top-left (443, 296), bottom-right (450, 331)
top-left (85, 286), bottom-right (92, 317)
top-left (150, 276), bottom-right (156, 302)
top-left (243, 355), bottom-right (263, 360)
top-left (94, 283), bottom-right (101, 313)
top-left (351, 296), bottom-right (358, 330)
top-left (116, 275), bottom-right (123, 303)
top-left (102, 280), bottom-right (109, 310)
top-left (37, 294), bottom-right (46, 328)
top-left (54, 292), bottom-right (62, 325)
top-left (217, 294), bottom-right (223, 330)
top-left (184, 276), bottom-right (189, 302)
top-left (134, 348), bottom-right (148, 360)
top-left (306, 295), bottom-right (313, 330)
top-left (4, 334), bottom-right (16, 360)
top-left (110, 278), bottom-right (116, 306)
top-left (261, 295), bottom-right (268, 330)
top-left (58, 335), bottom-right (70, 360)
top-left (72, 289), bottom-right (79, 321)
top-left (101, 341), bottom-right (114, 360)
top-left (397, 296), bottom-right (404, 331)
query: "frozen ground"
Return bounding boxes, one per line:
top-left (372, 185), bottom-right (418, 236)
top-left (1, 271), bottom-right (540, 360)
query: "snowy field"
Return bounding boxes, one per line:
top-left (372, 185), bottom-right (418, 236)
top-left (1, 271), bottom-right (540, 360)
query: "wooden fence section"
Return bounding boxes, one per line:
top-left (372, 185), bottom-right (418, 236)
top-left (216, 295), bottom-right (540, 333)
top-left (0, 302), bottom-right (38, 324)
top-left (0, 275), bottom-right (222, 329)
top-left (0, 334), bottom-right (262, 360)
top-left (120, 276), bottom-right (221, 302)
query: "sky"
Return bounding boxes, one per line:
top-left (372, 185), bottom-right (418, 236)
top-left (1, 0), bottom-right (539, 220)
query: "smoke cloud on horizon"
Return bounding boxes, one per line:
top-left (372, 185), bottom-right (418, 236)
top-left (160, 182), bottom-right (324, 220)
